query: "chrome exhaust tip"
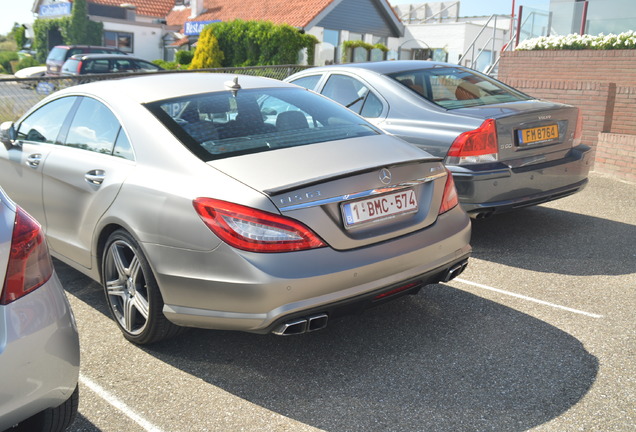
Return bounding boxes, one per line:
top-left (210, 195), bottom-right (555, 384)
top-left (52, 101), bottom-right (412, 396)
top-left (442, 260), bottom-right (468, 282)
top-left (307, 314), bottom-right (328, 332)
top-left (272, 319), bottom-right (307, 336)
top-left (272, 313), bottom-right (329, 336)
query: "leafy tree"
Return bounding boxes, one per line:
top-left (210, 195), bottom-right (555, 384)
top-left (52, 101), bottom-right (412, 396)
top-left (67, 0), bottom-right (89, 44)
top-left (189, 27), bottom-right (224, 69)
top-left (13, 25), bottom-right (26, 50)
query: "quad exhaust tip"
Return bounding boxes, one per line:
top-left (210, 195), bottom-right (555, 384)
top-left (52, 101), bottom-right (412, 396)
top-left (442, 260), bottom-right (468, 282)
top-left (273, 313), bottom-right (328, 336)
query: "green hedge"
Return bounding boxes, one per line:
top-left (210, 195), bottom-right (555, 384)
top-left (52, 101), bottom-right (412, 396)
top-left (195, 20), bottom-right (317, 67)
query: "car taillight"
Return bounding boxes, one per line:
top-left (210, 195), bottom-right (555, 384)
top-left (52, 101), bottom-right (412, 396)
top-left (1, 207), bottom-right (54, 305)
top-left (193, 198), bottom-right (326, 253)
top-left (447, 119), bottom-right (498, 164)
top-left (438, 168), bottom-right (459, 215)
top-left (573, 110), bottom-right (583, 147)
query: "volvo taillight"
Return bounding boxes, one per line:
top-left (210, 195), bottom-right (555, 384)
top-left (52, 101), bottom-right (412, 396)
top-left (573, 110), bottom-right (583, 147)
top-left (193, 198), bottom-right (326, 253)
top-left (1, 207), bottom-right (54, 305)
top-left (447, 119), bottom-right (498, 165)
top-left (438, 169), bottom-right (459, 215)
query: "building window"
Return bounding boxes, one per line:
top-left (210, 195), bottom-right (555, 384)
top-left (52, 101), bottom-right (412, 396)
top-left (104, 31), bottom-right (134, 52)
top-left (372, 36), bottom-right (387, 45)
top-left (323, 29), bottom-right (339, 47)
top-left (349, 32), bottom-right (363, 41)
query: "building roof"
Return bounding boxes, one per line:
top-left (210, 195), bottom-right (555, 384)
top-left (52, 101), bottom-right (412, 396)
top-left (166, 0), bottom-right (340, 29)
top-left (85, 0), bottom-right (175, 18)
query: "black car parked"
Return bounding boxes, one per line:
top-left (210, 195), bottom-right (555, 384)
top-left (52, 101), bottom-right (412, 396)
top-left (61, 54), bottom-right (163, 76)
top-left (46, 45), bottom-right (126, 76)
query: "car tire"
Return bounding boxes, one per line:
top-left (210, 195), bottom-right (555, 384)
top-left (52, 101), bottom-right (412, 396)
top-left (102, 229), bottom-right (182, 344)
top-left (11, 385), bottom-right (79, 432)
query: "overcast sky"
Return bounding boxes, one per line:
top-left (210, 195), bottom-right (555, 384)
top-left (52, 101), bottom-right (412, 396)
top-left (0, 0), bottom-right (551, 35)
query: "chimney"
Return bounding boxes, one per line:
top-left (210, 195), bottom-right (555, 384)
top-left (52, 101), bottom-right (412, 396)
top-left (189, 0), bottom-right (204, 18)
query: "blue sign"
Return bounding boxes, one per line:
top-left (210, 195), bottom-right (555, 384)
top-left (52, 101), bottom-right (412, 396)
top-left (36, 82), bottom-right (56, 95)
top-left (184, 20), bottom-right (220, 36)
top-left (39, 2), bottom-right (72, 17)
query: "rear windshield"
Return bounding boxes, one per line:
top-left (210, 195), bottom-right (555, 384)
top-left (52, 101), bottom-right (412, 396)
top-left (61, 59), bottom-right (80, 74)
top-left (47, 47), bottom-right (68, 62)
top-left (145, 87), bottom-right (379, 161)
top-left (388, 66), bottom-right (531, 109)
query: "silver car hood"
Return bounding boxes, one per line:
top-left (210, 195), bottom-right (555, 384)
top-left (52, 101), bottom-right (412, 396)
top-left (207, 135), bottom-right (437, 194)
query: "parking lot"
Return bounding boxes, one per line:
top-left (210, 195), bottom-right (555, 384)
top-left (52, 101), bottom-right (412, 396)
top-left (57, 172), bottom-right (634, 432)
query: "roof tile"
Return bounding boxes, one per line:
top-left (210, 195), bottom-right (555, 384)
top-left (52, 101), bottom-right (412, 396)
top-left (167, 0), bottom-right (335, 29)
top-left (87, 0), bottom-right (175, 18)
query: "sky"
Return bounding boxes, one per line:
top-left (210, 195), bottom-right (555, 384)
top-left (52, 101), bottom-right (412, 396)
top-left (0, 0), bottom-right (551, 36)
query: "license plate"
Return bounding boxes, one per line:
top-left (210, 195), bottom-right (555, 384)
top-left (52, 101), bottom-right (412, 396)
top-left (518, 124), bottom-right (559, 146)
top-left (342, 189), bottom-right (417, 228)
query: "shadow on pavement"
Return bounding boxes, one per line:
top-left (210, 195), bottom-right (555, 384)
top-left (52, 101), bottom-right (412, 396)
top-left (68, 414), bottom-right (101, 431)
top-left (134, 284), bottom-right (598, 432)
top-left (470, 205), bottom-right (636, 276)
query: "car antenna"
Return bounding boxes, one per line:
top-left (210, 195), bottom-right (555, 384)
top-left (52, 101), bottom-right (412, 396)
top-left (225, 76), bottom-right (241, 97)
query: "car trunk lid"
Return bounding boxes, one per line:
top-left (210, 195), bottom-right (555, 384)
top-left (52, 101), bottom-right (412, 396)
top-left (453, 100), bottom-right (580, 166)
top-left (208, 135), bottom-right (451, 250)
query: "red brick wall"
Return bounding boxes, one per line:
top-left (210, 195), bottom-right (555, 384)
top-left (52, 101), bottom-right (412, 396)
top-left (612, 86), bottom-right (636, 135)
top-left (595, 133), bottom-right (636, 183)
top-left (498, 50), bottom-right (636, 86)
top-left (498, 50), bottom-right (636, 182)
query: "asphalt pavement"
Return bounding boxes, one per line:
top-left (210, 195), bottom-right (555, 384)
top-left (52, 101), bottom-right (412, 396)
top-left (60, 171), bottom-right (635, 432)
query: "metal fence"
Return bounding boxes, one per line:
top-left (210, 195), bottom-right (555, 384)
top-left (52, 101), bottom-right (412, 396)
top-left (0, 64), bottom-right (313, 123)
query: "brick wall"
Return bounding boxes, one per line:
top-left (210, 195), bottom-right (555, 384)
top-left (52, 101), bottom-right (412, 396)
top-left (498, 50), bottom-right (636, 182)
top-left (596, 133), bottom-right (636, 183)
top-left (498, 50), bottom-right (636, 86)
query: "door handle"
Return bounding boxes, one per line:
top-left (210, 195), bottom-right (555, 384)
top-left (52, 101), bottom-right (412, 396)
top-left (85, 170), bottom-right (105, 185)
top-left (26, 154), bottom-right (42, 167)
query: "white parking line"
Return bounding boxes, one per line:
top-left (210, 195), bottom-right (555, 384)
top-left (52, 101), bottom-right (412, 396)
top-left (451, 278), bottom-right (603, 319)
top-left (79, 374), bottom-right (166, 432)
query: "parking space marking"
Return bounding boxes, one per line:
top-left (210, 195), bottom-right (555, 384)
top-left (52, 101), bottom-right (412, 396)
top-left (80, 374), bottom-right (166, 432)
top-left (450, 278), bottom-right (603, 319)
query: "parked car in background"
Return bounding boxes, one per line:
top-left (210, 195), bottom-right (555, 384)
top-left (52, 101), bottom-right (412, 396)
top-left (45, 45), bottom-right (126, 76)
top-left (61, 54), bottom-right (163, 76)
top-left (286, 61), bottom-right (592, 218)
top-left (0, 73), bottom-right (470, 345)
top-left (0, 187), bottom-right (79, 431)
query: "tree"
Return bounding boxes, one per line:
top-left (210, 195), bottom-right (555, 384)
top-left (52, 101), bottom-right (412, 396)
top-left (67, 0), bottom-right (89, 44)
top-left (189, 27), bottom-right (224, 69)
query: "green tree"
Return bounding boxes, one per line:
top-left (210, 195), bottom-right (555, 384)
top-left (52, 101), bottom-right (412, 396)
top-left (189, 27), bottom-right (224, 69)
top-left (13, 25), bottom-right (26, 50)
top-left (67, 0), bottom-right (89, 44)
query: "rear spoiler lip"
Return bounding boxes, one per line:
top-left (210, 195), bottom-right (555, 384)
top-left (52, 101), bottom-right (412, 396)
top-left (264, 157), bottom-right (442, 197)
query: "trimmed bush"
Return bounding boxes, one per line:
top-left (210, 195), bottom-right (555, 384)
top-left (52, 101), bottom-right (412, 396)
top-left (195, 20), bottom-right (318, 68)
top-left (517, 31), bottom-right (636, 51)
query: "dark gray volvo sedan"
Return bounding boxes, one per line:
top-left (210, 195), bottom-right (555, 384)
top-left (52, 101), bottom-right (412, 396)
top-left (286, 61), bottom-right (592, 218)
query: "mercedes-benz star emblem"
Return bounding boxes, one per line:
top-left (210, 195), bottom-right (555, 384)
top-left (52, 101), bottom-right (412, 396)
top-left (379, 168), bottom-right (392, 185)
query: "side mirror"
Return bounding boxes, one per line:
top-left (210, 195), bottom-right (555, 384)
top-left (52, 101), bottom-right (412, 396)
top-left (0, 121), bottom-right (17, 148)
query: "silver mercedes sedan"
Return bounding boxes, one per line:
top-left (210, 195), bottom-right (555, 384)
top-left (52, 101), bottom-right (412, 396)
top-left (285, 61), bottom-right (592, 218)
top-left (0, 186), bottom-right (79, 431)
top-left (0, 73), bottom-right (471, 345)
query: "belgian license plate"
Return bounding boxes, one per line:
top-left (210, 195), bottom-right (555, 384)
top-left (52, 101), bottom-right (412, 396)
top-left (342, 189), bottom-right (418, 228)
top-left (518, 124), bottom-right (559, 145)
